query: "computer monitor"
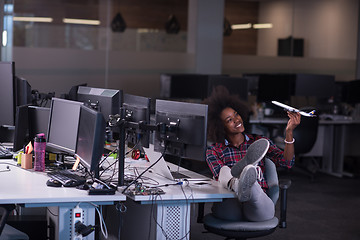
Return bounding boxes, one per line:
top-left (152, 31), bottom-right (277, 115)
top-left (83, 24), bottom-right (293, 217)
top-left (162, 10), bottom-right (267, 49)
top-left (0, 61), bottom-right (16, 127)
top-left (341, 79), bottom-right (360, 105)
top-left (13, 104), bottom-right (30, 152)
top-left (15, 76), bottom-right (32, 107)
top-left (247, 74), bottom-right (296, 103)
top-left (75, 105), bottom-right (106, 178)
top-left (295, 74), bottom-right (335, 98)
top-left (77, 86), bottom-right (122, 122)
top-left (153, 99), bottom-right (208, 161)
top-left (65, 83), bottom-right (87, 101)
top-left (122, 93), bottom-right (151, 148)
top-left (160, 73), bottom-right (209, 100)
top-left (46, 98), bottom-right (83, 155)
top-left (28, 106), bottom-right (50, 141)
top-left (207, 76), bottom-right (249, 101)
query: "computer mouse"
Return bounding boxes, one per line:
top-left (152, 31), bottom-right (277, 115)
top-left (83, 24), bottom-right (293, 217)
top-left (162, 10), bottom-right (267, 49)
top-left (63, 180), bottom-right (77, 187)
top-left (46, 178), bottom-right (62, 187)
top-left (76, 184), bottom-right (90, 190)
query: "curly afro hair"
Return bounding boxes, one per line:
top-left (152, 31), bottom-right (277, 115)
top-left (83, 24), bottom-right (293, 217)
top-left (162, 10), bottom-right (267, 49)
top-left (203, 86), bottom-right (250, 143)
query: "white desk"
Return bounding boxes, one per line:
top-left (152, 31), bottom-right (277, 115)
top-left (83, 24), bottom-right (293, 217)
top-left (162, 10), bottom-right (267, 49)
top-left (118, 159), bottom-right (235, 240)
top-left (250, 116), bottom-right (360, 177)
top-left (303, 119), bottom-right (360, 177)
top-left (0, 159), bottom-right (126, 240)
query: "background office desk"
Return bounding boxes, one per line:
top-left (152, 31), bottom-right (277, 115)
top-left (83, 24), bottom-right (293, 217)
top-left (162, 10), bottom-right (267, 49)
top-left (249, 116), bottom-right (360, 177)
top-left (303, 119), bottom-right (360, 177)
top-left (0, 159), bottom-right (126, 240)
top-left (118, 160), bottom-right (235, 240)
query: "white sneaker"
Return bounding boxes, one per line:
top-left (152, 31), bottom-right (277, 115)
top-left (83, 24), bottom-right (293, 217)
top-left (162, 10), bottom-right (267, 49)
top-left (218, 166), bottom-right (233, 190)
top-left (236, 165), bottom-right (257, 202)
top-left (231, 138), bottom-right (269, 178)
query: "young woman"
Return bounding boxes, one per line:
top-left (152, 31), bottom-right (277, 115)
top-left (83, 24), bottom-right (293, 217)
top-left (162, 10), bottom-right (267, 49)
top-left (204, 86), bottom-right (301, 221)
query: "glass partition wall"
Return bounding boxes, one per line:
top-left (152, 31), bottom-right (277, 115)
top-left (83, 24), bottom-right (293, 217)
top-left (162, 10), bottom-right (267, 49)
top-left (4, 0), bottom-right (358, 106)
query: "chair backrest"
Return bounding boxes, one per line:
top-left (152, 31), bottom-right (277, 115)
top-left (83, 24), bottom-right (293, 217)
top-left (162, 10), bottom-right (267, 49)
top-left (0, 205), bottom-right (15, 235)
top-left (264, 158), bottom-right (279, 204)
top-left (293, 108), bottom-right (319, 155)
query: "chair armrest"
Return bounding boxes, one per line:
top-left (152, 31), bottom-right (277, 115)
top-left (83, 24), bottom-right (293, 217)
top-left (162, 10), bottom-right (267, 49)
top-left (278, 178), bottom-right (292, 228)
top-left (0, 205), bottom-right (16, 235)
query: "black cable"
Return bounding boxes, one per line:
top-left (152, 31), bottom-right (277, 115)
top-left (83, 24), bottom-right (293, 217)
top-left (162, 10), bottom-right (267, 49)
top-left (121, 144), bottom-right (167, 194)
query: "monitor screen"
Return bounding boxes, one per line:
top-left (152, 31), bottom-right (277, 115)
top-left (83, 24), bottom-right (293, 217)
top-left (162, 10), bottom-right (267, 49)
top-left (28, 106), bottom-right (50, 141)
top-left (75, 105), bottom-right (106, 178)
top-left (153, 99), bottom-right (208, 161)
top-left (0, 61), bottom-right (16, 126)
top-left (295, 74), bottom-right (335, 98)
top-left (207, 76), bottom-right (249, 101)
top-left (160, 74), bottom-right (209, 100)
top-left (250, 74), bottom-right (296, 103)
top-left (77, 86), bottom-right (122, 122)
top-left (122, 93), bottom-right (151, 148)
top-left (342, 79), bottom-right (360, 104)
top-left (13, 104), bottom-right (30, 152)
top-left (47, 98), bottom-right (83, 155)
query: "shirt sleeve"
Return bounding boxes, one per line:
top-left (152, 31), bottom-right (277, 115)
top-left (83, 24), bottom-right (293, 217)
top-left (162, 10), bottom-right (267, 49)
top-left (266, 138), bottom-right (295, 169)
top-left (206, 144), bottom-right (224, 180)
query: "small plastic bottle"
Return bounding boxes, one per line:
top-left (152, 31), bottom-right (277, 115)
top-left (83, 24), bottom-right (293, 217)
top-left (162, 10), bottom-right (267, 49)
top-left (34, 133), bottom-right (46, 171)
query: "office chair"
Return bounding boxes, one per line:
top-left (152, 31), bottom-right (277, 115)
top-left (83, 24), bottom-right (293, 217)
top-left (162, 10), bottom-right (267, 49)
top-left (0, 205), bottom-right (29, 240)
top-left (200, 158), bottom-right (291, 240)
top-left (292, 107), bottom-right (320, 180)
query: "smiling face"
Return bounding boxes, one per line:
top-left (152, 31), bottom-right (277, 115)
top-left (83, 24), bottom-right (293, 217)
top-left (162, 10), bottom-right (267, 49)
top-left (220, 107), bottom-right (245, 136)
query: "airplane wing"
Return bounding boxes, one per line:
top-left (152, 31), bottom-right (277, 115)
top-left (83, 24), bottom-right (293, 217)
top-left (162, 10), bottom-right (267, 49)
top-left (271, 101), bottom-right (316, 117)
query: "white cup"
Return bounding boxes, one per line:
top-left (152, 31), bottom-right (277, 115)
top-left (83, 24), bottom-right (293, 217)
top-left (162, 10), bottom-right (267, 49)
top-left (264, 108), bottom-right (274, 116)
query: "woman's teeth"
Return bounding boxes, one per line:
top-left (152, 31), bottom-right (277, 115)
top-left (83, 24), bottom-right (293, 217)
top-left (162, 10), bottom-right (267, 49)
top-left (236, 123), bottom-right (242, 128)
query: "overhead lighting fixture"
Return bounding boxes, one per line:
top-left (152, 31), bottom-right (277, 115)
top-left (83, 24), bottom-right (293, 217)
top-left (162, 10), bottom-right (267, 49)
top-left (253, 23), bottom-right (273, 29)
top-left (63, 18), bottom-right (100, 26)
top-left (232, 23), bottom-right (252, 30)
top-left (2, 31), bottom-right (7, 46)
top-left (13, 16), bottom-right (53, 23)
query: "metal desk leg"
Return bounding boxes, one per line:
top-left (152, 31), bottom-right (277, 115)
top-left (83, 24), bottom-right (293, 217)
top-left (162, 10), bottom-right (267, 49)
top-left (322, 124), bottom-right (335, 175)
top-left (333, 125), bottom-right (347, 177)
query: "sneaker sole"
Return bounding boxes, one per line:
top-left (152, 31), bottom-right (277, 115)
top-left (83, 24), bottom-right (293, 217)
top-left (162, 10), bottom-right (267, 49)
top-left (231, 138), bottom-right (269, 178)
top-left (237, 165), bottom-right (257, 202)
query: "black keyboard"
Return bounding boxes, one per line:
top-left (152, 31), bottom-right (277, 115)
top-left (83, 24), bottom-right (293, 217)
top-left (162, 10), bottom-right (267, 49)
top-left (47, 169), bottom-right (86, 187)
top-left (0, 146), bottom-right (13, 159)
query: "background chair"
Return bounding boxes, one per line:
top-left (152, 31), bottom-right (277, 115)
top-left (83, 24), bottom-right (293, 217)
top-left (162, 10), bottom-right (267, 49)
top-left (0, 205), bottom-right (29, 240)
top-left (199, 158), bottom-right (291, 240)
top-left (291, 107), bottom-right (320, 180)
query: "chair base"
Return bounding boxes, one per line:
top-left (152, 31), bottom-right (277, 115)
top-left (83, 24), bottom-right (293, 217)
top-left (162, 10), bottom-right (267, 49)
top-left (204, 225), bottom-right (276, 240)
top-left (203, 214), bottom-right (278, 240)
top-left (0, 224), bottom-right (29, 240)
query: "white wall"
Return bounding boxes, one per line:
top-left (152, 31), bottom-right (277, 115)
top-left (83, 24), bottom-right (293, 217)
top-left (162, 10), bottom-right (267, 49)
top-left (257, 0), bottom-right (358, 60)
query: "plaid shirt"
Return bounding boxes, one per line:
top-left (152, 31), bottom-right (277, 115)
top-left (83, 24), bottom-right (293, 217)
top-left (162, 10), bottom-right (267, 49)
top-left (206, 134), bottom-right (295, 191)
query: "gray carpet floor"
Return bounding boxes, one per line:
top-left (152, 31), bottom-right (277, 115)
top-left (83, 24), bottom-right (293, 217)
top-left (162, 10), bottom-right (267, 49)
top-left (189, 169), bottom-right (360, 240)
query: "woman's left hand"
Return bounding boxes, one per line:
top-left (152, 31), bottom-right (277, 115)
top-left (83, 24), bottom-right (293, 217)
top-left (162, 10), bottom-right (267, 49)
top-left (286, 111), bottom-right (301, 132)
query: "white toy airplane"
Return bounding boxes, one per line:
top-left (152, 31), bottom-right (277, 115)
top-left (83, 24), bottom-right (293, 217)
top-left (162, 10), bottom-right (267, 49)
top-left (271, 101), bottom-right (316, 117)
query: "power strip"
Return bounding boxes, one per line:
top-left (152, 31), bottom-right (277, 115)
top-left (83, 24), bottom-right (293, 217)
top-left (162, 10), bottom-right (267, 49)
top-left (71, 206), bottom-right (84, 240)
